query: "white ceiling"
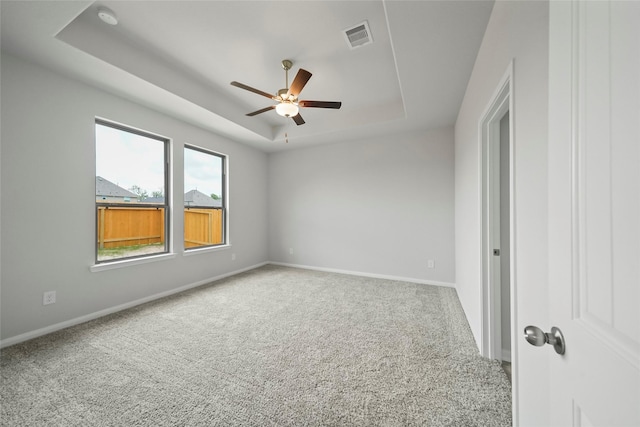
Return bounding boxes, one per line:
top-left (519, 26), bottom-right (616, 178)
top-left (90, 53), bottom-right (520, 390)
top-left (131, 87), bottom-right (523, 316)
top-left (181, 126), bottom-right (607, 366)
top-left (0, 0), bottom-right (494, 153)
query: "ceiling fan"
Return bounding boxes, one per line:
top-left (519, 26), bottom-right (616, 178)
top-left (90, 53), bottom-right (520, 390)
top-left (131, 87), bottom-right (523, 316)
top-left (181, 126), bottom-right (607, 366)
top-left (230, 59), bottom-right (342, 126)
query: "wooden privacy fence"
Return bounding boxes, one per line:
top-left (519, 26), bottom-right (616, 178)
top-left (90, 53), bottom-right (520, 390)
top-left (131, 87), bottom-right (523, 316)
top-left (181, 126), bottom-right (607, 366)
top-left (97, 206), bottom-right (222, 249)
top-left (184, 208), bottom-right (223, 248)
top-left (97, 207), bottom-right (164, 249)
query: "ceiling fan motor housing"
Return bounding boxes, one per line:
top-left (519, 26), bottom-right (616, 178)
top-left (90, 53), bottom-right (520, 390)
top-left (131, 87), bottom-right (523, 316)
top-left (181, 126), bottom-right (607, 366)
top-left (277, 88), bottom-right (292, 101)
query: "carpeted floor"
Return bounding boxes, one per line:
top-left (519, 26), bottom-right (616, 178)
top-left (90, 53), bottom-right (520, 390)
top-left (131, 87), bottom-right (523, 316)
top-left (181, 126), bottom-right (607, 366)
top-left (0, 265), bottom-right (511, 426)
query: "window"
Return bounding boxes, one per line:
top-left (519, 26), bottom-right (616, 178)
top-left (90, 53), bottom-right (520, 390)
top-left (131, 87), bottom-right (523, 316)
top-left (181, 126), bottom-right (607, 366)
top-left (184, 145), bottom-right (226, 250)
top-left (95, 119), bottom-right (169, 263)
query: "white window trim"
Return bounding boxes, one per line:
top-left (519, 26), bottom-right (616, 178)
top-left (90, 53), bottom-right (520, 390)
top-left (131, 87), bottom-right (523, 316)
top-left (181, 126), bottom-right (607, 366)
top-left (90, 253), bottom-right (177, 272)
top-left (183, 243), bottom-right (232, 257)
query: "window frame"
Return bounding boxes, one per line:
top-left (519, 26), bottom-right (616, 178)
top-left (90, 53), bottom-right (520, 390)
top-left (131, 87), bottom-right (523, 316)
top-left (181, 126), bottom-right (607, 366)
top-left (95, 118), bottom-right (170, 264)
top-left (183, 144), bottom-right (227, 251)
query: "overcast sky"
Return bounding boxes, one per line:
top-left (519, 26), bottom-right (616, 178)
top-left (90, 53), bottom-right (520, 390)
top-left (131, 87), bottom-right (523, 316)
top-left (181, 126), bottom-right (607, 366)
top-left (96, 123), bottom-right (222, 198)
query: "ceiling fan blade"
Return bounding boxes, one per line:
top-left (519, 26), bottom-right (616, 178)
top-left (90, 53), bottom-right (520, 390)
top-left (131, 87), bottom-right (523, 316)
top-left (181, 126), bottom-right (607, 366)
top-left (246, 105), bottom-right (275, 116)
top-left (291, 113), bottom-right (305, 126)
top-left (299, 100), bottom-right (342, 109)
top-left (286, 69), bottom-right (312, 98)
top-left (230, 81), bottom-right (276, 100)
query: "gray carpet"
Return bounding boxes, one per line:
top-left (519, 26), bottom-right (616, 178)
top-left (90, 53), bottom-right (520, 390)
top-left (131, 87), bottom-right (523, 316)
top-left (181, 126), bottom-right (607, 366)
top-left (1, 265), bottom-right (511, 426)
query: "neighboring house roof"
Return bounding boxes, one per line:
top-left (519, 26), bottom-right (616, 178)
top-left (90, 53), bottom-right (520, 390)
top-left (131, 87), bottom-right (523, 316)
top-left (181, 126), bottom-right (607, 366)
top-left (96, 176), bottom-right (137, 198)
top-left (95, 180), bottom-right (221, 207)
top-left (143, 196), bottom-right (165, 204)
top-left (184, 189), bottom-right (222, 207)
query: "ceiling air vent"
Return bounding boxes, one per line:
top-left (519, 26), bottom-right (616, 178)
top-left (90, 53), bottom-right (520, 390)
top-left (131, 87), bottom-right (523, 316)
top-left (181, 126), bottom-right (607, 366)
top-left (343, 20), bottom-right (373, 49)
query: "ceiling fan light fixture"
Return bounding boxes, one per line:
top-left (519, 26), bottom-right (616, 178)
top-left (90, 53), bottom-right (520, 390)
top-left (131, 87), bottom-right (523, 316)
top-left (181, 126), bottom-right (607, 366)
top-left (275, 102), bottom-right (299, 118)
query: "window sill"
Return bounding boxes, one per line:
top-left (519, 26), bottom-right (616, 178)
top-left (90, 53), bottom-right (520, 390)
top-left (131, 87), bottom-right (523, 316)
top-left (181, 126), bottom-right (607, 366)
top-left (183, 244), bottom-right (232, 257)
top-left (90, 253), bottom-right (176, 272)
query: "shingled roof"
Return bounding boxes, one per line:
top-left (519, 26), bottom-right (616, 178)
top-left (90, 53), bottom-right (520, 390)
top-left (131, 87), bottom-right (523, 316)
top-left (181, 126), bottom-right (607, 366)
top-left (184, 189), bottom-right (222, 208)
top-left (96, 179), bottom-right (221, 207)
top-left (96, 176), bottom-right (137, 198)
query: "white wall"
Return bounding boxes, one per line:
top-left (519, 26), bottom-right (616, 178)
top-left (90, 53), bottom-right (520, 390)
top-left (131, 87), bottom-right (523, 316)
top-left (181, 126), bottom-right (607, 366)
top-left (454, 1), bottom-right (549, 425)
top-left (268, 128), bottom-right (455, 285)
top-left (0, 53), bottom-right (269, 342)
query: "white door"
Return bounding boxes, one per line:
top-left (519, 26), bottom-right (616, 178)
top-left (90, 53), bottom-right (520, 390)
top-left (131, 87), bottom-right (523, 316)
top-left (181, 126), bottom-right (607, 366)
top-left (547, 1), bottom-right (640, 425)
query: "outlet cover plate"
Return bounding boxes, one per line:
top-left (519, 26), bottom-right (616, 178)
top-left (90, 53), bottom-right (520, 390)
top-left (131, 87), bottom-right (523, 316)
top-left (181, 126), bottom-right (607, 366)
top-left (43, 291), bottom-right (56, 305)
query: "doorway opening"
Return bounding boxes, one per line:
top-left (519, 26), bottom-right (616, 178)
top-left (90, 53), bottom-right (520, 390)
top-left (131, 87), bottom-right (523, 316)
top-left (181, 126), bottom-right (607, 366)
top-left (498, 110), bottom-right (511, 380)
top-left (480, 64), bottom-right (514, 383)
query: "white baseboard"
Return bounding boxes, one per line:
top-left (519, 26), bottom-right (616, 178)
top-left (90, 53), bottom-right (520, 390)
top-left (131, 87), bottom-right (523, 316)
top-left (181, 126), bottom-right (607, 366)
top-left (0, 262), bottom-right (268, 349)
top-left (268, 262), bottom-right (456, 288)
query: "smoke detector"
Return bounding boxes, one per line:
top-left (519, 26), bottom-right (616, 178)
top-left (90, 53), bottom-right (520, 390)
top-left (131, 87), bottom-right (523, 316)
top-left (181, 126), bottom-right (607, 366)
top-left (97, 7), bottom-right (118, 26)
top-left (343, 20), bottom-right (373, 49)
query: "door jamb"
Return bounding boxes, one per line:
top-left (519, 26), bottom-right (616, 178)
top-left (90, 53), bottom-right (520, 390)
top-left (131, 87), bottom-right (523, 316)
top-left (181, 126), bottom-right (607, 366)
top-left (478, 60), bottom-right (517, 418)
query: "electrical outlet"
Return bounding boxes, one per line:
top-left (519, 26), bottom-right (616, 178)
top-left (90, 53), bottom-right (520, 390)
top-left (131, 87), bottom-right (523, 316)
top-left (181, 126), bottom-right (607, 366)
top-left (43, 291), bottom-right (56, 305)
top-left (289, 248), bottom-right (294, 255)
top-left (231, 253), bottom-right (236, 261)
top-left (427, 260), bottom-right (435, 269)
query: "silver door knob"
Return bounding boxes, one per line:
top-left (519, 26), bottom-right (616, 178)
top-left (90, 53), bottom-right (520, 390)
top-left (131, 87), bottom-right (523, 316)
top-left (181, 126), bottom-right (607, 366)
top-left (524, 325), bottom-right (566, 355)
